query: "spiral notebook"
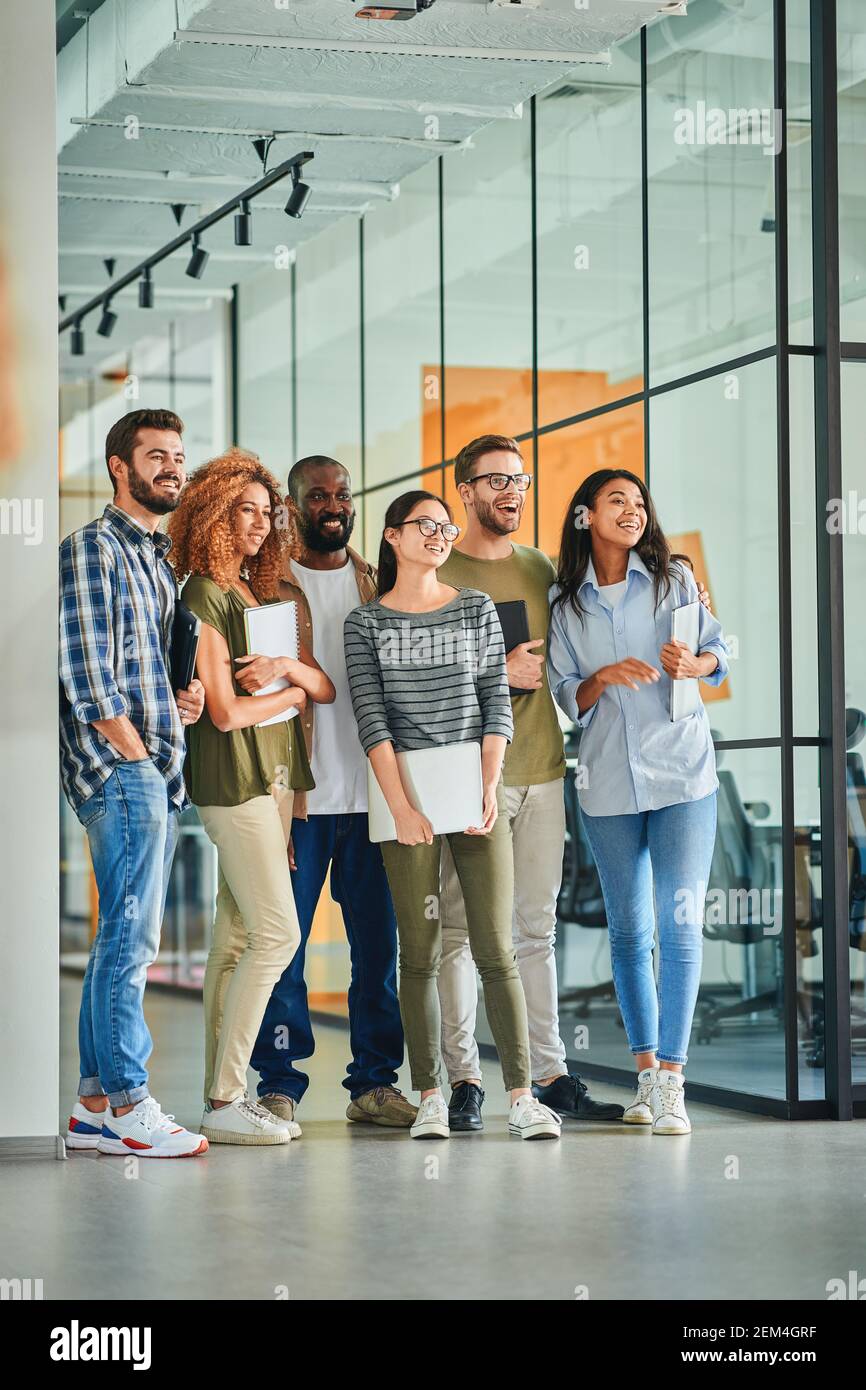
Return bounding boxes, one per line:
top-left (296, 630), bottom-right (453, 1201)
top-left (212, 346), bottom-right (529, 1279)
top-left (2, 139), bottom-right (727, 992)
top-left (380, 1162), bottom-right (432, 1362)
top-left (242, 600), bottom-right (300, 727)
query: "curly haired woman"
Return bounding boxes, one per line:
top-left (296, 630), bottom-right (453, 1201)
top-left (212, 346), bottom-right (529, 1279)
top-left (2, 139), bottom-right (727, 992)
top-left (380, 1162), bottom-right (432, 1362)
top-left (168, 449), bottom-right (335, 1145)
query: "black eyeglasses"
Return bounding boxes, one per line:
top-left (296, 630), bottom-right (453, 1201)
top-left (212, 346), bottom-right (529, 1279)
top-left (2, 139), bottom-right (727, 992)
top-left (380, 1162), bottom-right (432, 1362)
top-left (465, 472), bottom-right (532, 492)
top-left (392, 517), bottom-right (460, 541)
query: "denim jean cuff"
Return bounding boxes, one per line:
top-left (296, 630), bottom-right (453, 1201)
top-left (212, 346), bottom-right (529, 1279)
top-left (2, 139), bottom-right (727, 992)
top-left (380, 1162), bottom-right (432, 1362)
top-left (657, 1053), bottom-right (688, 1066)
top-left (630, 1045), bottom-right (658, 1056)
top-left (106, 1084), bottom-right (149, 1108)
top-left (78, 1075), bottom-right (105, 1097)
top-left (259, 1087), bottom-right (300, 1102)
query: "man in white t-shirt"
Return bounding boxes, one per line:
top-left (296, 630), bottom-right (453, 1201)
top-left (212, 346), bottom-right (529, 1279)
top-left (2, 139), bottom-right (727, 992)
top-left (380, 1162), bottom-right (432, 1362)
top-left (251, 457), bottom-right (415, 1131)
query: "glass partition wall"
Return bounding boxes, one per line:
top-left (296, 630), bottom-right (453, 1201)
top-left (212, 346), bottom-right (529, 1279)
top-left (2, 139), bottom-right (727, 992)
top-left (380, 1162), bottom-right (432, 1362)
top-left (59, 0), bottom-right (866, 1117)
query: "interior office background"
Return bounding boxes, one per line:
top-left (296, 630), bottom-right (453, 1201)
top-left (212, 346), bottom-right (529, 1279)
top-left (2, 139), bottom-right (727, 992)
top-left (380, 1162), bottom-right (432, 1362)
top-left (55, 0), bottom-right (866, 1119)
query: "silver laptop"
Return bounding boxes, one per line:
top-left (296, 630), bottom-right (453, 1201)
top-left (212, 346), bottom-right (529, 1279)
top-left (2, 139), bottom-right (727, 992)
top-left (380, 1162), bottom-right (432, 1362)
top-left (367, 742), bottom-right (484, 843)
top-left (670, 601), bottom-right (702, 722)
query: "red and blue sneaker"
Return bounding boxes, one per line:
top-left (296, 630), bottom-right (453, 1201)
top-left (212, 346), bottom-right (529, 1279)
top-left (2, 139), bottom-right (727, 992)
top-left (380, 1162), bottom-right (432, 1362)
top-left (66, 1101), bottom-right (107, 1150)
top-left (96, 1097), bottom-right (208, 1158)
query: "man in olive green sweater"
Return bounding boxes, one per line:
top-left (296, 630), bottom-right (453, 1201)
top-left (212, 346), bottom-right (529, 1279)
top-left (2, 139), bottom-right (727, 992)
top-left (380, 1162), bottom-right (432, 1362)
top-left (436, 434), bottom-right (625, 1132)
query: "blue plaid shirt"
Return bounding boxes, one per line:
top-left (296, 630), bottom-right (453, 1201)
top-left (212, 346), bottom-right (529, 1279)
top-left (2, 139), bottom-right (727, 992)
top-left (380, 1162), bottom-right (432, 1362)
top-left (59, 503), bottom-right (188, 811)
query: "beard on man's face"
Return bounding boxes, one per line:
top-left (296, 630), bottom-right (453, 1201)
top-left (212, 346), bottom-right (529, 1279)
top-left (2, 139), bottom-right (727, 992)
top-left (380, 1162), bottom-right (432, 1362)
top-left (474, 493), bottom-right (521, 537)
top-left (127, 461), bottom-right (182, 515)
top-left (300, 508), bottom-right (355, 553)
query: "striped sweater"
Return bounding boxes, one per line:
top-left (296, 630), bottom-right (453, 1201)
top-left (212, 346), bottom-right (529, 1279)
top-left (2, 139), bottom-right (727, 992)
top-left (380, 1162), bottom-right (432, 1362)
top-left (343, 588), bottom-right (514, 757)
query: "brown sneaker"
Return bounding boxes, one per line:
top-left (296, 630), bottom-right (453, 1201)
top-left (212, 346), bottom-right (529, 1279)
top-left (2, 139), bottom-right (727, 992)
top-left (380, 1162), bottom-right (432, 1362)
top-left (258, 1094), bottom-right (302, 1138)
top-left (346, 1086), bottom-right (418, 1129)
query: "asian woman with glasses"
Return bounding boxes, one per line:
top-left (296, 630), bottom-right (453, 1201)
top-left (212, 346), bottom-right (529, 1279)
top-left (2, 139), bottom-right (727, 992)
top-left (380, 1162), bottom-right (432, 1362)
top-left (343, 489), bottom-right (562, 1142)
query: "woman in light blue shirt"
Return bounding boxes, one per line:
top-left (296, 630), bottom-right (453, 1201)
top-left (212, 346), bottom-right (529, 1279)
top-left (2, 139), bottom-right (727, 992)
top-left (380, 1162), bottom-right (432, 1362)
top-left (548, 469), bottom-right (728, 1136)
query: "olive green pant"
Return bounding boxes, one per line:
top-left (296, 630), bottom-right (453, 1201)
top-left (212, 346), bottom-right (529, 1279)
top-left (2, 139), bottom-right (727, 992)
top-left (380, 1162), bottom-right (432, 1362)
top-left (380, 793), bottom-right (531, 1092)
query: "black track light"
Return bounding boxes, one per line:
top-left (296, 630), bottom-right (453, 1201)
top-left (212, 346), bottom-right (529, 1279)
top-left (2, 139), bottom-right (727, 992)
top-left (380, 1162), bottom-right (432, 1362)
top-left (139, 267), bottom-right (154, 308)
top-left (285, 169), bottom-right (311, 219)
top-left (185, 233), bottom-right (209, 280)
top-left (70, 320), bottom-right (85, 356)
top-left (234, 199), bottom-right (252, 246)
top-left (97, 300), bottom-right (117, 338)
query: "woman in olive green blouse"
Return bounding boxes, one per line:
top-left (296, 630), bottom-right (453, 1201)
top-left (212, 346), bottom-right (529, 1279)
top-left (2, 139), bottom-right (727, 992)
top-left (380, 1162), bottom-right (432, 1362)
top-left (168, 449), bottom-right (335, 1146)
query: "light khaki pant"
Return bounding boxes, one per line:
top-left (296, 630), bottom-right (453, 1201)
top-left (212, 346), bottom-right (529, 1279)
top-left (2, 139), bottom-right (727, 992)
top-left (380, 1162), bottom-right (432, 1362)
top-left (198, 787), bottom-right (301, 1104)
top-left (438, 779), bottom-right (568, 1085)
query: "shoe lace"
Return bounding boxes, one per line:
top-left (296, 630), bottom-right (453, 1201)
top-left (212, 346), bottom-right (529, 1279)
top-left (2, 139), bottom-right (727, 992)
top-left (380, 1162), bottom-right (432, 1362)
top-left (238, 1098), bottom-right (277, 1127)
top-left (134, 1098), bottom-right (180, 1133)
top-left (519, 1097), bottom-right (559, 1125)
top-left (656, 1079), bottom-right (684, 1116)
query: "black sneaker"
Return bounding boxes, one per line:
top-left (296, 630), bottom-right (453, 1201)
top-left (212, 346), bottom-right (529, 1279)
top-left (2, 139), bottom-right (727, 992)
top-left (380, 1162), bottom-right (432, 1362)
top-left (448, 1081), bottom-right (485, 1132)
top-left (532, 1074), bottom-right (624, 1121)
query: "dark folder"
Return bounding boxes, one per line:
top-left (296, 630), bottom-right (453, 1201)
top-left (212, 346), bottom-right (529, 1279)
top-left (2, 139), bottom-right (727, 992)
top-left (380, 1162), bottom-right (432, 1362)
top-left (495, 599), bottom-right (534, 698)
top-left (170, 601), bottom-right (201, 691)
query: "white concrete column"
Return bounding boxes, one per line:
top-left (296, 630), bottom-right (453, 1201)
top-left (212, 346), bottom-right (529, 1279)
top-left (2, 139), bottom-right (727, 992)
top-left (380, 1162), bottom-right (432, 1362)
top-left (0, 0), bottom-right (61, 1153)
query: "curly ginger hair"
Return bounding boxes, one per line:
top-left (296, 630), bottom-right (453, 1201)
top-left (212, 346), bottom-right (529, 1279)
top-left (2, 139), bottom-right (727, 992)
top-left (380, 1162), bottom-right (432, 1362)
top-left (166, 447), bottom-right (301, 598)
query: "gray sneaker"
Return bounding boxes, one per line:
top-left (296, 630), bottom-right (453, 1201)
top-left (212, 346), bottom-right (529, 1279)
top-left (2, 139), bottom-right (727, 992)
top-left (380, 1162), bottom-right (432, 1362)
top-left (258, 1094), bottom-right (303, 1139)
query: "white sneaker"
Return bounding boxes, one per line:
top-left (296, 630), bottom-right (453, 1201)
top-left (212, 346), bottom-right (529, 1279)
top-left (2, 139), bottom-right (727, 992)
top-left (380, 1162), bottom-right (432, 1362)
top-left (258, 1093), bottom-right (302, 1139)
top-left (508, 1095), bottom-right (562, 1140)
top-left (66, 1100), bottom-right (109, 1150)
top-left (200, 1095), bottom-right (292, 1145)
top-left (651, 1071), bottom-right (691, 1135)
top-left (409, 1093), bottom-right (450, 1140)
top-left (623, 1066), bottom-right (659, 1125)
top-left (96, 1097), bottom-right (209, 1158)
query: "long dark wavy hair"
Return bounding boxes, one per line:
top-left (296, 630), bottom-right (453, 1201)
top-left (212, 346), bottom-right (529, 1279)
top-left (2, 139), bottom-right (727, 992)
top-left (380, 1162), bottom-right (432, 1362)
top-left (376, 489), bottom-right (455, 597)
top-left (552, 469), bottom-right (690, 622)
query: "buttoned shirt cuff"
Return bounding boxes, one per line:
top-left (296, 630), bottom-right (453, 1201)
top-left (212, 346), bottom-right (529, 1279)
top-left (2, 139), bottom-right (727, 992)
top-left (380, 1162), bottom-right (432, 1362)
top-left (698, 642), bottom-right (729, 687)
top-left (558, 678), bottom-right (598, 729)
top-left (73, 692), bottom-right (129, 724)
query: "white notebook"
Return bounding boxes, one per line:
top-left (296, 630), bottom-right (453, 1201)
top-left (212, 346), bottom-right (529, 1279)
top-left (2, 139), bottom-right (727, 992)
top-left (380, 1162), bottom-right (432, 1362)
top-left (669, 601), bottom-right (702, 722)
top-left (242, 600), bottom-right (300, 728)
top-left (367, 742), bottom-right (484, 843)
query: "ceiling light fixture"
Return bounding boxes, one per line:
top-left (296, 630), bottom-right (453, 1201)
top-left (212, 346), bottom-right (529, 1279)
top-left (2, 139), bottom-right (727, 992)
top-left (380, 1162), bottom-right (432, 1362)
top-left (285, 168), bottom-right (312, 219)
top-left (185, 233), bottom-right (209, 279)
top-left (139, 267), bottom-right (154, 308)
top-left (57, 151), bottom-right (314, 342)
top-left (97, 300), bottom-right (117, 337)
top-left (234, 198), bottom-right (252, 246)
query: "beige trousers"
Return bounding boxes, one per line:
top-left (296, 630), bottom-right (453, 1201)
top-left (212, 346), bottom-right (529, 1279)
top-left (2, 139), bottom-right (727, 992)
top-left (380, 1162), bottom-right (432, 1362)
top-left (198, 787), bottom-right (301, 1104)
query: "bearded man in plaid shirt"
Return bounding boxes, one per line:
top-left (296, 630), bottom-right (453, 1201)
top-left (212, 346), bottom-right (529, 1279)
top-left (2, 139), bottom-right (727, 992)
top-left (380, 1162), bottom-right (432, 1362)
top-left (59, 408), bottom-right (209, 1159)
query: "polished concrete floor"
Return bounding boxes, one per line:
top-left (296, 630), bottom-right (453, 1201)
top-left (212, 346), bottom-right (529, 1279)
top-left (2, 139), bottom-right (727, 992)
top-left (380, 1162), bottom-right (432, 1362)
top-left (1, 979), bottom-right (864, 1301)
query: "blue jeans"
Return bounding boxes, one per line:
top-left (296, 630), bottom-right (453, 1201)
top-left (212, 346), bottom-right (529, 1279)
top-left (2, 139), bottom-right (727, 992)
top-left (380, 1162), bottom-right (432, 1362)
top-left (251, 813), bottom-right (403, 1102)
top-left (74, 761), bottom-right (179, 1107)
top-left (581, 792), bottom-right (717, 1065)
